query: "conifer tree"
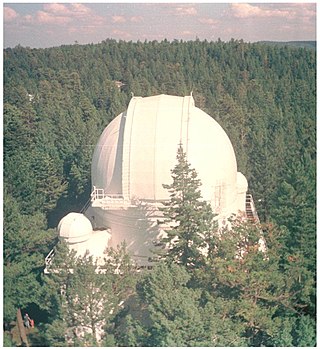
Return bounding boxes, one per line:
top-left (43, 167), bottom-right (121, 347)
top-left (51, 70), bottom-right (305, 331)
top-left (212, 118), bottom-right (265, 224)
top-left (42, 241), bottom-right (137, 346)
top-left (159, 144), bottom-right (216, 271)
top-left (135, 262), bottom-right (209, 346)
top-left (203, 217), bottom-right (315, 346)
top-left (3, 190), bottom-right (56, 326)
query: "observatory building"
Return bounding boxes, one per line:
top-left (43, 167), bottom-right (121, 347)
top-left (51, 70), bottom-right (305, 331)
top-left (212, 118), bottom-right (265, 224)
top-left (47, 94), bottom-right (258, 269)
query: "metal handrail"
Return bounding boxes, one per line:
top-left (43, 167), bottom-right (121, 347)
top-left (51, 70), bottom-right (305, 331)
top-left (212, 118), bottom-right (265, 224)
top-left (91, 186), bottom-right (106, 201)
top-left (90, 186), bottom-right (127, 201)
top-left (80, 197), bottom-right (92, 213)
top-left (90, 186), bottom-right (134, 209)
top-left (246, 194), bottom-right (260, 223)
top-left (45, 248), bottom-right (55, 266)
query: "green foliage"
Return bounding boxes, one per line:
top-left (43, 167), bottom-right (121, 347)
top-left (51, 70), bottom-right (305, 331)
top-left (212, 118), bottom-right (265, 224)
top-left (3, 191), bottom-right (56, 324)
top-left (202, 218), bottom-right (315, 346)
top-left (160, 145), bottom-right (216, 271)
top-left (113, 314), bottom-right (147, 346)
top-left (292, 315), bottom-right (316, 346)
top-left (200, 296), bottom-right (247, 346)
top-left (3, 39), bottom-right (315, 345)
top-left (42, 241), bottom-right (138, 346)
top-left (43, 319), bottom-right (69, 347)
top-left (3, 332), bottom-right (17, 347)
top-left (3, 102), bottom-right (36, 160)
top-left (136, 263), bottom-right (210, 346)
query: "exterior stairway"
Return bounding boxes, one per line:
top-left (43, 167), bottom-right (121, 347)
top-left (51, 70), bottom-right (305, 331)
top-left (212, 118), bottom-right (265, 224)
top-left (245, 193), bottom-right (260, 223)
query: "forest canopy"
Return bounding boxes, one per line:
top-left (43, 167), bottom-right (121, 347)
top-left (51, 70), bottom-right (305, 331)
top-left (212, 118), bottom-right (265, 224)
top-left (3, 39), bottom-right (316, 346)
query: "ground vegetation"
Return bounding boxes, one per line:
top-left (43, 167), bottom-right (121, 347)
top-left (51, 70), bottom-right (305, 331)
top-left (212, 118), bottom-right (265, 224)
top-left (3, 39), bottom-right (316, 346)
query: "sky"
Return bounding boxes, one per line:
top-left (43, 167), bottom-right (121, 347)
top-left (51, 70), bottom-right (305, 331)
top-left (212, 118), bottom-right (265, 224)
top-left (3, 2), bottom-right (317, 49)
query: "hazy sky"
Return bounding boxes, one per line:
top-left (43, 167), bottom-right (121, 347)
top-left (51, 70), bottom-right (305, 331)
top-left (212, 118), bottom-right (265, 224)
top-left (3, 2), bottom-right (317, 48)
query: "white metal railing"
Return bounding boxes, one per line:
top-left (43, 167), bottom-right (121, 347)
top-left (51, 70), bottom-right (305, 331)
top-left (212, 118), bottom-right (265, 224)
top-left (91, 186), bottom-right (106, 201)
top-left (245, 194), bottom-right (260, 223)
top-left (45, 248), bottom-right (55, 265)
top-left (90, 186), bottom-right (133, 209)
top-left (91, 186), bottom-right (125, 201)
top-left (44, 248), bottom-right (56, 274)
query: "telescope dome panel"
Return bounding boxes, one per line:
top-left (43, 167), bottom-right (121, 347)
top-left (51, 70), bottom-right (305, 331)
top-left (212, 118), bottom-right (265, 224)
top-left (91, 114), bottom-right (124, 195)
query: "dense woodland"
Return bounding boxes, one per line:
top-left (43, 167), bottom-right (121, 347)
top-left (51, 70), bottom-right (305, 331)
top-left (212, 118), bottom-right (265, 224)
top-left (3, 39), bottom-right (316, 346)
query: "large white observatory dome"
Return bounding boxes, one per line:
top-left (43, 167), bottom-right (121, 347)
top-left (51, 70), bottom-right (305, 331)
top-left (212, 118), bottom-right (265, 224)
top-left (85, 94), bottom-right (248, 265)
top-left (91, 94), bottom-right (240, 213)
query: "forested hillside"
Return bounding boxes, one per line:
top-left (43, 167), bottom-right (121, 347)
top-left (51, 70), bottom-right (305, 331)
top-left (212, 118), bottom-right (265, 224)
top-left (258, 41), bottom-right (316, 49)
top-left (3, 39), bottom-right (316, 346)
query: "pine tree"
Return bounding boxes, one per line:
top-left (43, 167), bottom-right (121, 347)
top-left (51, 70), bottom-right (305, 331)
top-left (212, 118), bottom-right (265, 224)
top-left (136, 262), bottom-right (209, 346)
top-left (160, 144), bottom-right (216, 271)
top-left (203, 217), bottom-right (314, 346)
top-left (42, 241), bottom-right (137, 346)
top-left (3, 190), bottom-right (56, 325)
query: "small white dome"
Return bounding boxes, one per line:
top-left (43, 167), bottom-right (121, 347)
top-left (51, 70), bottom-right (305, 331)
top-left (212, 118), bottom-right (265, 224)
top-left (58, 212), bottom-right (92, 244)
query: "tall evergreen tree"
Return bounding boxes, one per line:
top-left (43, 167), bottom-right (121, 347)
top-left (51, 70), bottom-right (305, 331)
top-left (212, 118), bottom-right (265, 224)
top-left (159, 144), bottom-right (216, 272)
top-left (3, 190), bottom-right (56, 325)
top-left (201, 218), bottom-right (315, 346)
top-left (42, 241), bottom-right (137, 346)
top-left (135, 262), bottom-right (209, 346)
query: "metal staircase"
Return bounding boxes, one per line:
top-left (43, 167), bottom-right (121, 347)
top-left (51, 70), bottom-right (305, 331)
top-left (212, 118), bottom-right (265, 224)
top-left (44, 248), bottom-right (55, 274)
top-left (245, 193), bottom-right (260, 223)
